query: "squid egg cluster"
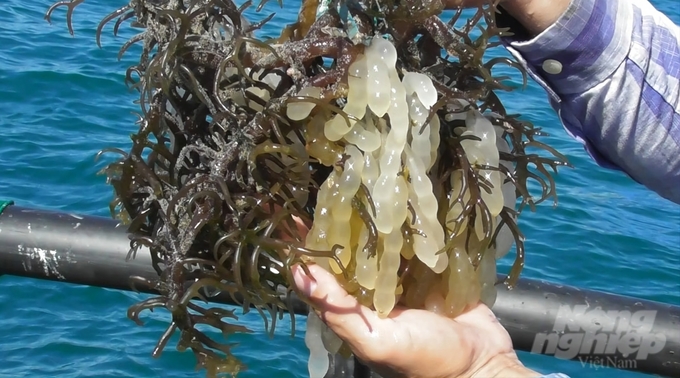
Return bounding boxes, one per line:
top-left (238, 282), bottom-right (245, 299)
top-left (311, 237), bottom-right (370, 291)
top-left (286, 37), bottom-right (517, 378)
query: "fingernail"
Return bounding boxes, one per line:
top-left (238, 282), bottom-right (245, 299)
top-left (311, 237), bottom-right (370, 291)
top-left (293, 266), bottom-right (317, 297)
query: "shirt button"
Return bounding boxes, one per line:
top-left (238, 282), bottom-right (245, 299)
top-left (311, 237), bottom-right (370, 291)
top-left (542, 59), bottom-right (563, 74)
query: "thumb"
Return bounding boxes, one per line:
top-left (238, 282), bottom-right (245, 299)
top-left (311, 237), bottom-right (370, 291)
top-left (292, 264), bottom-right (383, 354)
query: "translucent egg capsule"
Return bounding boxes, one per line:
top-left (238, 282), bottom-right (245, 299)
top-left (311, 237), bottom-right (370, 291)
top-left (325, 55), bottom-right (369, 141)
top-left (365, 59), bottom-right (391, 117)
top-left (402, 72), bottom-right (438, 108)
top-left (343, 113), bottom-right (381, 152)
top-left (373, 229), bottom-right (403, 318)
top-left (355, 224), bottom-right (378, 289)
top-left (306, 311), bottom-right (330, 378)
top-left (365, 36), bottom-right (398, 68)
top-left (286, 86), bottom-right (322, 121)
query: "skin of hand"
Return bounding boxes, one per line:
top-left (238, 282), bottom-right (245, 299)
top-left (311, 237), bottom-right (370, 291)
top-left (288, 218), bottom-right (540, 378)
top-left (445, 0), bottom-right (572, 36)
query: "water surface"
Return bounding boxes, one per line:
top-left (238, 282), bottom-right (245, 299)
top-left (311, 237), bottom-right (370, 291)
top-left (0, 1), bottom-right (678, 377)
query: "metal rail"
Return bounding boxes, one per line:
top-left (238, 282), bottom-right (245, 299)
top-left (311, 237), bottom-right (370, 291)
top-left (0, 204), bottom-right (678, 377)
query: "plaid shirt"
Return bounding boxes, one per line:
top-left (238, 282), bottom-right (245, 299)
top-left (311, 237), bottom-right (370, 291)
top-left (501, 0), bottom-right (680, 204)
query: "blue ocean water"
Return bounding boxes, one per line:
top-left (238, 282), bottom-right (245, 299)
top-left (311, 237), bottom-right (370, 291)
top-left (0, 1), bottom-right (678, 377)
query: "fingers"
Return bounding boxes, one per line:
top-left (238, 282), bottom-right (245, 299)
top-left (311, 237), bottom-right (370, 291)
top-left (275, 212), bottom-right (310, 242)
top-left (292, 264), bottom-right (384, 355)
top-left (275, 213), bottom-right (310, 258)
top-left (290, 214), bottom-right (310, 239)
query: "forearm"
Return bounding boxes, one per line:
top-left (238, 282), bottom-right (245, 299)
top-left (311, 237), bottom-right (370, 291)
top-left (500, 0), bottom-right (571, 35)
top-left (493, 0), bottom-right (680, 203)
top-left (444, 0), bottom-right (680, 203)
top-left (444, 0), bottom-right (570, 33)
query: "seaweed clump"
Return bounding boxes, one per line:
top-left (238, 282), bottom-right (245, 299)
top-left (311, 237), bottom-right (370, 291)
top-left (44, 0), bottom-right (570, 376)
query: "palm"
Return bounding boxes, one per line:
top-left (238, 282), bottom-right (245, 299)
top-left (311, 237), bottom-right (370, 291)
top-left (293, 264), bottom-right (515, 378)
top-left (366, 305), bottom-right (514, 378)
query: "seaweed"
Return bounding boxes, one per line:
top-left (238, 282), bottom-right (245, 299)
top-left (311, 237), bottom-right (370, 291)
top-left (44, 0), bottom-right (570, 376)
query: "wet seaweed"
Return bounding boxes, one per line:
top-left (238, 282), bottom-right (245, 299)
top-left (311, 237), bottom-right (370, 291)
top-left (44, 0), bottom-right (570, 376)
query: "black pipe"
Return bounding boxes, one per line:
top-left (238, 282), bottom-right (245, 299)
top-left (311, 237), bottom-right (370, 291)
top-left (0, 204), bottom-right (678, 377)
top-left (494, 278), bottom-right (680, 375)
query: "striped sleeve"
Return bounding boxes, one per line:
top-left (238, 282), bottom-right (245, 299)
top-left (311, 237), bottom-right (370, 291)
top-left (499, 0), bottom-right (680, 204)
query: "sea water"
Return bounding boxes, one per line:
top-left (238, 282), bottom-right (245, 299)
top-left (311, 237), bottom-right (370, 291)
top-left (0, 1), bottom-right (678, 377)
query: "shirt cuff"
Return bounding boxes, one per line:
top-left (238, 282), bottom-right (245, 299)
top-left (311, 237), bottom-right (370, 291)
top-left (498, 0), bottom-right (634, 97)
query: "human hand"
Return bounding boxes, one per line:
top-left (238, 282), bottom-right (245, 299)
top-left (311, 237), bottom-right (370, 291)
top-left (287, 218), bottom-right (539, 378)
top-left (444, 0), bottom-right (571, 36)
top-left (292, 264), bottom-right (539, 378)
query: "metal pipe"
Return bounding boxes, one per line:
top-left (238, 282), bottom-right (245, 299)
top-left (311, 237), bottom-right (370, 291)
top-left (0, 204), bottom-right (678, 377)
top-left (494, 277), bottom-right (680, 375)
